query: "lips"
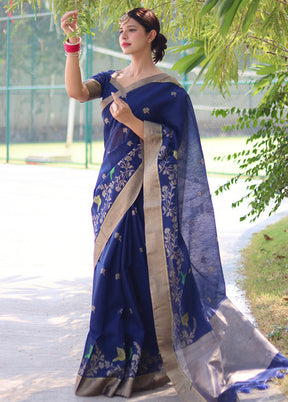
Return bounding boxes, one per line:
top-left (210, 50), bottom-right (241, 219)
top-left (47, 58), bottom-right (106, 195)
top-left (121, 42), bottom-right (131, 48)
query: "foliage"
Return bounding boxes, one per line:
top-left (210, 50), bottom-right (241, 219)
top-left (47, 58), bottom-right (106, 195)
top-left (196, 0), bottom-right (288, 222)
top-left (171, 0), bottom-right (288, 96)
top-left (4, 1), bottom-right (288, 91)
top-left (214, 71), bottom-right (288, 222)
top-left (268, 325), bottom-right (288, 341)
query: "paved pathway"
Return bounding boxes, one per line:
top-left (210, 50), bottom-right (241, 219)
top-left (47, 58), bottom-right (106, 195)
top-left (1, 164), bottom-right (287, 402)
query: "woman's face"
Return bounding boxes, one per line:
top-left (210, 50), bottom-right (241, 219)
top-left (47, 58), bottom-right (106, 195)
top-left (119, 17), bottom-right (155, 56)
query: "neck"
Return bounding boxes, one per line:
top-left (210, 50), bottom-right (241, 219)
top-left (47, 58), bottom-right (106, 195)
top-left (127, 51), bottom-right (159, 77)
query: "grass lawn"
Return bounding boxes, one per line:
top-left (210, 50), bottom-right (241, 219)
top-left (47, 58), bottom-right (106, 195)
top-left (0, 136), bottom-right (248, 175)
top-left (240, 216), bottom-right (288, 394)
top-left (0, 141), bottom-right (105, 169)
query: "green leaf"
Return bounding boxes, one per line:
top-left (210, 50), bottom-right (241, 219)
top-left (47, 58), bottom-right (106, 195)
top-left (191, 49), bottom-right (217, 85)
top-left (220, 0), bottom-right (247, 36)
top-left (169, 43), bottom-right (197, 54)
top-left (255, 64), bottom-right (278, 76)
top-left (252, 73), bottom-right (274, 95)
top-left (200, 0), bottom-right (219, 16)
top-left (242, 0), bottom-right (261, 33)
top-left (216, 0), bottom-right (235, 18)
top-left (171, 52), bottom-right (206, 74)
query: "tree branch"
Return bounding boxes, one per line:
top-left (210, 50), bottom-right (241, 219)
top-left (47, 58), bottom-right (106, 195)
top-left (261, 9), bottom-right (288, 21)
top-left (275, 0), bottom-right (287, 5)
top-left (248, 35), bottom-right (288, 54)
top-left (225, 14), bottom-right (244, 50)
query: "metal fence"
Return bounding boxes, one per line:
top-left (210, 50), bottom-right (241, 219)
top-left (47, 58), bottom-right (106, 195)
top-left (0, 9), bottom-right (260, 168)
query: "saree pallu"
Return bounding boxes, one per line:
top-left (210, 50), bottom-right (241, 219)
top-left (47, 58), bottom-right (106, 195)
top-left (75, 71), bottom-right (288, 401)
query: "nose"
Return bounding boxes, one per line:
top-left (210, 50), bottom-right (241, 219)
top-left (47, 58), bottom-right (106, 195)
top-left (120, 29), bottom-right (128, 39)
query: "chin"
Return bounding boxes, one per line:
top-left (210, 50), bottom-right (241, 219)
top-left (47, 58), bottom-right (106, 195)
top-left (122, 48), bottom-right (132, 55)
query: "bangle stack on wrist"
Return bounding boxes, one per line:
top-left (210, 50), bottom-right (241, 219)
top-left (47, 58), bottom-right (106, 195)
top-left (64, 38), bottom-right (81, 57)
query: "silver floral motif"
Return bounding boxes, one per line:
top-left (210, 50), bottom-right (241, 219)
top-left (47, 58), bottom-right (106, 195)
top-left (92, 144), bottom-right (142, 237)
top-left (158, 139), bottom-right (196, 347)
top-left (114, 232), bottom-right (122, 242)
top-left (80, 343), bottom-right (122, 378)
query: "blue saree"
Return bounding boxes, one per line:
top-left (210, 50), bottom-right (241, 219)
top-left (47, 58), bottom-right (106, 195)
top-left (75, 71), bottom-right (288, 401)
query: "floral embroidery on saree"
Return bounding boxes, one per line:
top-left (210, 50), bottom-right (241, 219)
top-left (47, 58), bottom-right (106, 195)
top-left (91, 142), bottom-right (142, 240)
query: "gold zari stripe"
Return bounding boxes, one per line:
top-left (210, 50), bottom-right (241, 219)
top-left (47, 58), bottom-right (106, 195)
top-left (93, 163), bottom-right (143, 268)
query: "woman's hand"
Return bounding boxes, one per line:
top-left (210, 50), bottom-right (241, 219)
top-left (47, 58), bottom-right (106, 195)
top-left (110, 93), bottom-right (134, 125)
top-left (110, 93), bottom-right (144, 139)
top-left (61, 10), bottom-right (79, 42)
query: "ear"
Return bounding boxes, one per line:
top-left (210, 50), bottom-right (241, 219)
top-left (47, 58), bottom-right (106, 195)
top-left (147, 29), bottom-right (157, 43)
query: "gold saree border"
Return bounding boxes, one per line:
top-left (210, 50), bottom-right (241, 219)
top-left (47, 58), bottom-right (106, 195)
top-left (115, 370), bottom-right (169, 397)
top-left (83, 78), bottom-right (102, 101)
top-left (101, 72), bottom-right (182, 111)
top-left (110, 72), bottom-right (182, 94)
top-left (143, 121), bottom-right (205, 402)
top-left (93, 163), bottom-right (143, 268)
top-left (75, 370), bottom-right (169, 397)
top-left (101, 90), bottom-right (122, 111)
top-left (75, 374), bottom-right (121, 397)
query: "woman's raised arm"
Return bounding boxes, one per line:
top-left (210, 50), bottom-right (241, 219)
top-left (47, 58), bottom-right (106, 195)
top-left (61, 10), bottom-right (89, 102)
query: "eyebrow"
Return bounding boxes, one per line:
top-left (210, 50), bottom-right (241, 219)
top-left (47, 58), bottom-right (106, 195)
top-left (120, 24), bottom-right (138, 29)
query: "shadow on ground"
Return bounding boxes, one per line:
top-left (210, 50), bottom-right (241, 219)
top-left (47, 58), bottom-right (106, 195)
top-left (0, 275), bottom-right (179, 402)
top-left (0, 275), bottom-right (91, 401)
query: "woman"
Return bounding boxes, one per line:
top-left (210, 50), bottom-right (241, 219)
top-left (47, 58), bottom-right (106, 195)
top-left (61, 8), bottom-right (288, 401)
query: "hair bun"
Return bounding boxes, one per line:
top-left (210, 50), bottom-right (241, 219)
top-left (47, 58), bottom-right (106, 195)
top-left (152, 33), bottom-right (167, 64)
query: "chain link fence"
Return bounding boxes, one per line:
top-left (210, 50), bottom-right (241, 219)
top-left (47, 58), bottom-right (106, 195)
top-left (0, 5), bottom-right (261, 168)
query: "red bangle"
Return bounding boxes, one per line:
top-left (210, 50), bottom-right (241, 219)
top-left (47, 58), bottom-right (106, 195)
top-left (64, 39), bottom-right (81, 53)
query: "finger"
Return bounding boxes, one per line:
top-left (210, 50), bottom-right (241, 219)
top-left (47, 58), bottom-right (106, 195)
top-left (70, 11), bottom-right (78, 22)
top-left (61, 11), bottom-right (78, 27)
top-left (111, 92), bottom-right (119, 103)
top-left (111, 92), bottom-right (125, 106)
top-left (62, 10), bottom-right (78, 19)
top-left (110, 101), bottom-right (118, 114)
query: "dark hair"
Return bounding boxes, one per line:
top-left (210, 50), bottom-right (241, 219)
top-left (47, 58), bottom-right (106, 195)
top-left (126, 8), bottom-right (167, 64)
